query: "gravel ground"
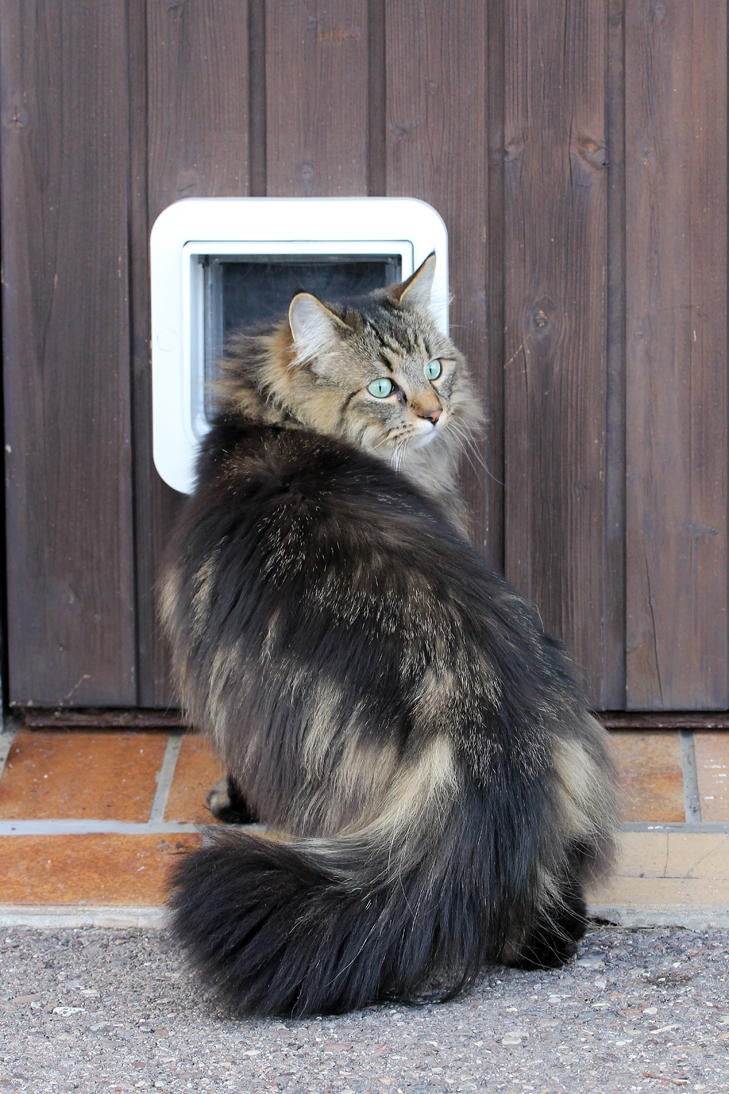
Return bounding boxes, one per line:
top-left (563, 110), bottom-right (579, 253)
top-left (1, 925), bottom-right (727, 1093)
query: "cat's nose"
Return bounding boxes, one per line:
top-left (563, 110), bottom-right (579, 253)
top-left (419, 406), bottom-right (443, 426)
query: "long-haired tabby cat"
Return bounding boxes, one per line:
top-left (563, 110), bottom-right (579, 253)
top-left (161, 254), bottom-right (617, 1017)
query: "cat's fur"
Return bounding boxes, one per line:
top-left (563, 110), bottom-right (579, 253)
top-left (161, 255), bottom-right (617, 1018)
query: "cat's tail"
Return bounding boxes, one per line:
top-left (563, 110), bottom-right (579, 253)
top-left (168, 730), bottom-right (613, 1017)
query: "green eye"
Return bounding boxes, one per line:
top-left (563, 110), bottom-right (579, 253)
top-left (425, 359), bottom-right (442, 381)
top-left (367, 377), bottom-right (394, 398)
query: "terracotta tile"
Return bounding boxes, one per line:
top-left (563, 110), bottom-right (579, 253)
top-left (0, 731), bottom-right (168, 822)
top-left (609, 731), bottom-right (685, 823)
top-left (694, 732), bottom-right (729, 822)
top-left (0, 833), bottom-right (200, 905)
top-left (165, 735), bottom-right (225, 823)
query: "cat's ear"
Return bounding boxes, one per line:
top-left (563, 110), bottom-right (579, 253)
top-left (392, 252), bottom-right (436, 312)
top-left (288, 293), bottom-right (348, 367)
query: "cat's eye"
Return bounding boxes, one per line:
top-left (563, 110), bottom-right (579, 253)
top-left (425, 359), bottom-right (442, 381)
top-left (367, 378), bottom-right (395, 399)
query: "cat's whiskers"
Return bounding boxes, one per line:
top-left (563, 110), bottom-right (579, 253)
top-left (392, 442), bottom-right (407, 474)
top-left (449, 420), bottom-right (504, 488)
top-left (356, 423), bottom-right (390, 456)
top-left (369, 431), bottom-right (394, 453)
top-left (367, 424), bottom-right (412, 472)
top-left (447, 420), bottom-right (484, 467)
top-left (448, 426), bottom-right (482, 479)
top-left (367, 432), bottom-right (400, 464)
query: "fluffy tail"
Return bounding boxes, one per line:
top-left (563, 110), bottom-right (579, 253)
top-left (170, 826), bottom-right (485, 1016)
top-left (168, 746), bottom-right (603, 1016)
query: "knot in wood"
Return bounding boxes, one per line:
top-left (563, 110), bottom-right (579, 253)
top-left (577, 136), bottom-right (607, 169)
top-left (528, 300), bottom-right (558, 338)
top-left (4, 105), bottom-right (29, 131)
top-left (503, 140), bottom-right (524, 163)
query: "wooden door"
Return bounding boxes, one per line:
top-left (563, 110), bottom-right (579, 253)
top-left (2, 0), bottom-right (727, 717)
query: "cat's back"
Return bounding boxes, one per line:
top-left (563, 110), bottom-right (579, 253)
top-left (163, 410), bottom-right (499, 681)
top-left (184, 412), bottom-right (457, 567)
top-left (161, 413), bottom-right (475, 734)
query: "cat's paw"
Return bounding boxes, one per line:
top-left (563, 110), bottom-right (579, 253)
top-left (206, 775), bottom-right (257, 824)
top-left (511, 929), bottom-right (581, 971)
top-left (508, 886), bottom-right (588, 971)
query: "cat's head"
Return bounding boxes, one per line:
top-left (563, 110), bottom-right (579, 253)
top-left (281, 254), bottom-right (478, 465)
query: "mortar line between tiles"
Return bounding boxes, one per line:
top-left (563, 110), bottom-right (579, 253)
top-left (148, 731), bottom-right (184, 823)
top-left (0, 819), bottom-right (200, 836)
top-left (679, 729), bottom-right (702, 823)
top-left (622, 821), bottom-right (729, 833)
top-left (2, 819), bottom-right (726, 836)
top-left (0, 905), bottom-right (168, 929)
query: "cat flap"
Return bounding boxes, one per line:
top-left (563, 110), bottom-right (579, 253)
top-left (150, 196), bottom-right (448, 491)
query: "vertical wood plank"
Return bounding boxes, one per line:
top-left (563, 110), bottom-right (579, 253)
top-left (624, 0), bottom-right (728, 709)
top-left (128, 0), bottom-right (158, 707)
top-left (604, 0), bottom-right (628, 708)
top-left (265, 0), bottom-right (369, 195)
top-left (138, 0), bottom-right (252, 705)
top-left (485, 0), bottom-right (506, 569)
top-left (502, 0), bottom-right (611, 705)
top-left (1, 0), bottom-right (136, 706)
top-left (385, 1), bottom-right (492, 554)
top-left (147, 0), bottom-right (251, 216)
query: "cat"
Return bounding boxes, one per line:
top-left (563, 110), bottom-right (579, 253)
top-left (160, 254), bottom-right (617, 1018)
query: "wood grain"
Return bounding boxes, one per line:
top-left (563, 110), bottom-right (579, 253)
top-left (2, 0), bottom-right (729, 718)
top-left (147, 0), bottom-right (251, 218)
top-left (385, 1), bottom-right (491, 554)
top-left (264, 0), bottom-right (369, 195)
top-left (1, 0), bottom-right (136, 705)
top-left (502, 0), bottom-right (611, 706)
top-left (139, 0), bottom-right (252, 705)
top-left (624, 0), bottom-right (728, 709)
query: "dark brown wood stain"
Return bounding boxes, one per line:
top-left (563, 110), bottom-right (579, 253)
top-left (1, 1), bottom-right (727, 717)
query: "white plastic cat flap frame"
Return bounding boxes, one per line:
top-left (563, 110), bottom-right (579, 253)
top-left (150, 196), bottom-right (449, 493)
